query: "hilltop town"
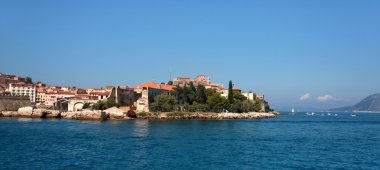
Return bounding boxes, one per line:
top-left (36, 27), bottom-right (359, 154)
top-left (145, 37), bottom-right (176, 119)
top-left (0, 72), bottom-right (274, 120)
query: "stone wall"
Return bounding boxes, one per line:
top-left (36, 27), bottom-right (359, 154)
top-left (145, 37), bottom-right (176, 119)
top-left (0, 95), bottom-right (31, 111)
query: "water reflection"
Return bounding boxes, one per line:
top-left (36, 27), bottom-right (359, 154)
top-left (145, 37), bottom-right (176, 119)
top-left (17, 118), bottom-right (41, 122)
top-left (132, 120), bottom-right (150, 137)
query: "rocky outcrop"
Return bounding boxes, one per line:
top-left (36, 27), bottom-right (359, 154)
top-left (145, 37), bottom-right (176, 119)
top-left (137, 112), bottom-right (277, 120)
top-left (1, 108), bottom-right (277, 120)
top-left (17, 107), bottom-right (34, 117)
top-left (61, 110), bottom-right (108, 120)
top-left (1, 111), bottom-right (17, 117)
top-left (104, 107), bottom-right (127, 119)
top-left (217, 112), bottom-right (276, 119)
top-left (33, 109), bottom-right (60, 118)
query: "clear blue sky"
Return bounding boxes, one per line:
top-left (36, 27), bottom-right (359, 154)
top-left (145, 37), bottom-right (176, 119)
top-left (1, 0), bottom-right (379, 110)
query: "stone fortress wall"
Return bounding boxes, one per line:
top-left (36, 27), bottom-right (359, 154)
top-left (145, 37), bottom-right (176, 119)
top-left (0, 94), bottom-right (31, 111)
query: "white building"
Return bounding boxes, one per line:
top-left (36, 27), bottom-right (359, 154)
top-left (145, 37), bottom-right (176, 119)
top-left (242, 92), bottom-right (255, 101)
top-left (9, 83), bottom-right (36, 102)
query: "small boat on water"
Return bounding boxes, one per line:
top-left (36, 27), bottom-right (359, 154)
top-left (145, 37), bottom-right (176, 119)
top-left (351, 114), bottom-right (357, 117)
top-left (289, 108), bottom-right (296, 115)
top-left (306, 112), bottom-right (315, 116)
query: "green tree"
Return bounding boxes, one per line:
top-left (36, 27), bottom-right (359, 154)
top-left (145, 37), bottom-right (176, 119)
top-left (25, 77), bottom-right (33, 84)
top-left (195, 85), bottom-right (207, 104)
top-left (241, 100), bottom-right (255, 113)
top-left (230, 100), bottom-right (243, 113)
top-left (174, 85), bottom-right (184, 105)
top-left (183, 84), bottom-right (189, 104)
top-left (205, 88), bottom-right (216, 97)
top-left (228, 80), bottom-right (234, 104)
top-left (91, 100), bottom-right (118, 110)
top-left (167, 81), bottom-right (173, 85)
top-left (82, 103), bottom-right (91, 109)
top-left (233, 92), bottom-right (247, 101)
top-left (187, 82), bottom-right (196, 104)
top-left (264, 100), bottom-right (273, 112)
top-left (150, 94), bottom-right (176, 112)
top-left (188, 101), bottom-right (209, 112)
top-left (253, 100), bottom-right (263, 112)
top-left (207, 93), bottom-right (229, 112)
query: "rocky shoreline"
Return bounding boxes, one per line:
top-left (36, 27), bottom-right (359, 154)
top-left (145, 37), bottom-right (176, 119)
top-left (136, 112), bottom-right (278, 120)
top-left (0, 107), bottom-right (278, 121)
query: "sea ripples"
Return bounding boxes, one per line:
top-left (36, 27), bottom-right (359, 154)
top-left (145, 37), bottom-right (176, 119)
top-left (0, 113), bottom-right (379, 169)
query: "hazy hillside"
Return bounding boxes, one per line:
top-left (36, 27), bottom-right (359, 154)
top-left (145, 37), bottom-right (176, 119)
top-left (331, 94), bottom-right (380, 112)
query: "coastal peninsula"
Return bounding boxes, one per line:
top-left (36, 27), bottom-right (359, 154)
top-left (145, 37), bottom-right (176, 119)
top-left (0, 73), bottom-right (277, 120)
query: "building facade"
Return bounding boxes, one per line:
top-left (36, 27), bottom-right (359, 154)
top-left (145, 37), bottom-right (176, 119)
top-left (242, 92), bottom-right (256, 102)
top-left (9, 83), bottom-right (36, 103)
top-left (133, 82), bottom-right (175, 112)
top-left (44, 92), bottom-right (76, 106)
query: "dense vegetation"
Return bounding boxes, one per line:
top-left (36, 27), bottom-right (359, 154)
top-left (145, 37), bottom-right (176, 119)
top-left (150, 81), bottom-right (272, 113)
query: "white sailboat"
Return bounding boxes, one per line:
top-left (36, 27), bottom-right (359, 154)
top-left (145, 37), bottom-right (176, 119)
top-left (289, 108), bottom-right (296, 115)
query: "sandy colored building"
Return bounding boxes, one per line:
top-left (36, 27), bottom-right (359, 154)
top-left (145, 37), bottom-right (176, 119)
top-left (44, 92), bottom-right (76, 106)
top-left (242, 92), bottom-right (255, 102)
top-left (9, 83), bottom-right (36, 103)
top-left (133, 82), bottom-right (175, 112)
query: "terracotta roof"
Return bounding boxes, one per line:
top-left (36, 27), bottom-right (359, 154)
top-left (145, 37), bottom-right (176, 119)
top-left (133, 82), bottom-right (174, 91)
top-left (160, 84), bottom-right (174, 91)
top-left (90, 92), bottom-right (110, 96)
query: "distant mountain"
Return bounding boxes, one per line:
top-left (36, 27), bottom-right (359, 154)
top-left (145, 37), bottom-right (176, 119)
top-left (331, 93), bottom-right (380, 112)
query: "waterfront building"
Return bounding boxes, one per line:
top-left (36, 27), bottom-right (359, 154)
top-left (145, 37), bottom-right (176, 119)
top-left (242, 92), bottom-right (255, 102)
top-left (256, 94), bottom-right (264, 100)
top-left (219, 88), bottom-right (243, 99)
top-left (44, 92), bottom-right (76, 106)
top-left (90, 91), bottom-right (110, 100)
top-left (108, 86), bottom-right (136, 112)
top-left (65, 86), bottom-right (136, 112)
top-left (133, 82), bottom-right (175, 112)
top-left (36, 89), bottom-right (46, 104)
top-left (9, 83), bottom-right (36, 103)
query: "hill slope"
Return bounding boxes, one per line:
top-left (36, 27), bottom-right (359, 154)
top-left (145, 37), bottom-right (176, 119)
top-left (331, 93), bottom-right (380, 112)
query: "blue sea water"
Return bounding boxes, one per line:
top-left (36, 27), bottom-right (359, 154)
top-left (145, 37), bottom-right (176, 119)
top-left (1, 112), bottom-right (379, 170)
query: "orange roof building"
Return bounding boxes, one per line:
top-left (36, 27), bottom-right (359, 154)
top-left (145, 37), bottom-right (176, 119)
top-left (133, 82), bottom-right (174, 91)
